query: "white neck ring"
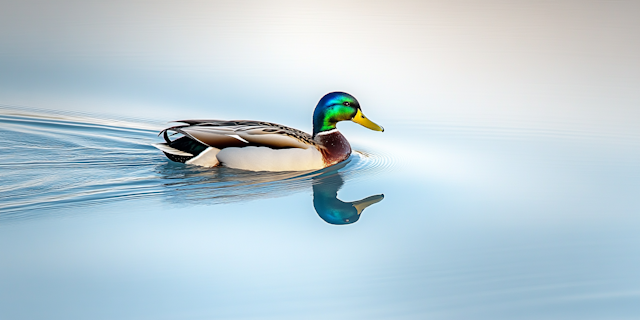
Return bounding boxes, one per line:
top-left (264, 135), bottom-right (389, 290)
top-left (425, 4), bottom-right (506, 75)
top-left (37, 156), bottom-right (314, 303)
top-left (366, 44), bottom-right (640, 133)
top-left (316, 128), bottom-right (339, 136)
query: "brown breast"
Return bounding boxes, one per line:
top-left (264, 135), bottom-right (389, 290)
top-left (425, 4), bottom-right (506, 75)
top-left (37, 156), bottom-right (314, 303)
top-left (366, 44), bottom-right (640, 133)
top-left (315, 130), bottom-right (352, 166)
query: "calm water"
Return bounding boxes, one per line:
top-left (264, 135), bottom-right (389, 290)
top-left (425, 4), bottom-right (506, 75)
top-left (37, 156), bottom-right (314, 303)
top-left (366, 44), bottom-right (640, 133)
top-left (2, 1), bottom-right (640, 319)
top-left (1, 105), bottom-right (639, 320)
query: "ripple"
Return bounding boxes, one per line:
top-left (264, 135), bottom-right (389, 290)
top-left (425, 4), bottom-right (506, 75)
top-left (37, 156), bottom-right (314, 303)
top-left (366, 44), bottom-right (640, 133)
top-left (348, 149), bottom-right (397, 178)
top-left (152, 150), bottom-right (393, 206)
top-left (0, 107), bottom-right (393, 220)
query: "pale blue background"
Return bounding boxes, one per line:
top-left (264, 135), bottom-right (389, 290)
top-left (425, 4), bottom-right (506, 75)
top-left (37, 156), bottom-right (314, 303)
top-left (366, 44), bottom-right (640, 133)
top-left (1, 1), bottom-right (639, 319)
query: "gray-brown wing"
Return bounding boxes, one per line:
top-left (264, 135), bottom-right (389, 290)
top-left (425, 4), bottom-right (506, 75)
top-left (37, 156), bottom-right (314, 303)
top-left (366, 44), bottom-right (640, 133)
top-left (161, 120), bottom-right (317, 150)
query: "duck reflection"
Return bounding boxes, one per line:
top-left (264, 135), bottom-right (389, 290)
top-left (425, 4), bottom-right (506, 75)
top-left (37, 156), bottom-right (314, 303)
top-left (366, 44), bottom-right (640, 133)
top-left (312, 173), bottom-right (384, 225)
top-left (155, 156), bottom-right (384, 225)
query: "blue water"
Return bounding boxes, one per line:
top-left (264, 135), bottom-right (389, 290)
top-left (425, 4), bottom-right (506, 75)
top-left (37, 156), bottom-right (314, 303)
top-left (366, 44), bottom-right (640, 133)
top-left (2, 105), bottom-right (640, 320)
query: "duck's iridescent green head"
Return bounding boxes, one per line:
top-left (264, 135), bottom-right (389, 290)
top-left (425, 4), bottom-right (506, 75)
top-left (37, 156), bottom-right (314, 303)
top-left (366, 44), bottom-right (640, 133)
top-left (312, 92), bottom-right (384, 137)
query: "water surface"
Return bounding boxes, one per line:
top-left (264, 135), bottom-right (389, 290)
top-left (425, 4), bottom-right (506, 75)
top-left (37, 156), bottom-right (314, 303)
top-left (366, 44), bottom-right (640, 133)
top-left (1, 105), bottom-right (639, 320)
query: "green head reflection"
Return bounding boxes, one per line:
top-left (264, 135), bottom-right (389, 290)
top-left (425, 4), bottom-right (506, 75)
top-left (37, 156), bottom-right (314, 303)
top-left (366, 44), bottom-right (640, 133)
top-left (312, 173), bottom-right (384, 225)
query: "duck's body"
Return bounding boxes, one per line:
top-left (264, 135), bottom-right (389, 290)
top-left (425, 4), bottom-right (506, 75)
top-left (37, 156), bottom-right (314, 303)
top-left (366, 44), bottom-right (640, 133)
top-left (153, 92), bottom-right (383, 171)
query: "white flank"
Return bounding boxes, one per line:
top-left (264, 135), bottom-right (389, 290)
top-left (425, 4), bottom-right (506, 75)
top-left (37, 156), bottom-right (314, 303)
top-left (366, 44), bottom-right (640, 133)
top-left (217, 146), bottom-right (325, 171)
top-left (186, 147), bottom-right (221, 167)
top-left (152, 143), bottom-right (193, 156)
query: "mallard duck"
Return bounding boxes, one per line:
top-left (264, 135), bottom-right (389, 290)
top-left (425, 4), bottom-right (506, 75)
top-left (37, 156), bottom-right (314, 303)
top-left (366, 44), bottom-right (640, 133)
top-left (153, 92), bottom-right (383, 171)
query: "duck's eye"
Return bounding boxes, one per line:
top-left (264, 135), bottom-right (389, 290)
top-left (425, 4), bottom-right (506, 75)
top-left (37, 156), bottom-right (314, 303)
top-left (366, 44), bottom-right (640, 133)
top-left (343, 102), bottom-right (350, 106)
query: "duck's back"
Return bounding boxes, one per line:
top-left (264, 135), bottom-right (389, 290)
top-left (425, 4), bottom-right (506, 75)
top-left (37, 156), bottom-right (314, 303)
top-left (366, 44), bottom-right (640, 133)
top-left (154, 119), bottom-right (329, 171)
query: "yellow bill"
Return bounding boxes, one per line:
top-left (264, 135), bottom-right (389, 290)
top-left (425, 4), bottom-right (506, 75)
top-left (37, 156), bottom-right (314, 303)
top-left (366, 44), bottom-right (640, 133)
top-left (352, 109), bottom-right (384, 132)
top-left (352, 194), bottom-right (385, 215)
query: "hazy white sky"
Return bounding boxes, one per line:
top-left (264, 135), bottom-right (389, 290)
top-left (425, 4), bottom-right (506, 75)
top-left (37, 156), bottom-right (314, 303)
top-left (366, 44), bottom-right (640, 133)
top-left (1, 0), bottom-right (638, 134)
